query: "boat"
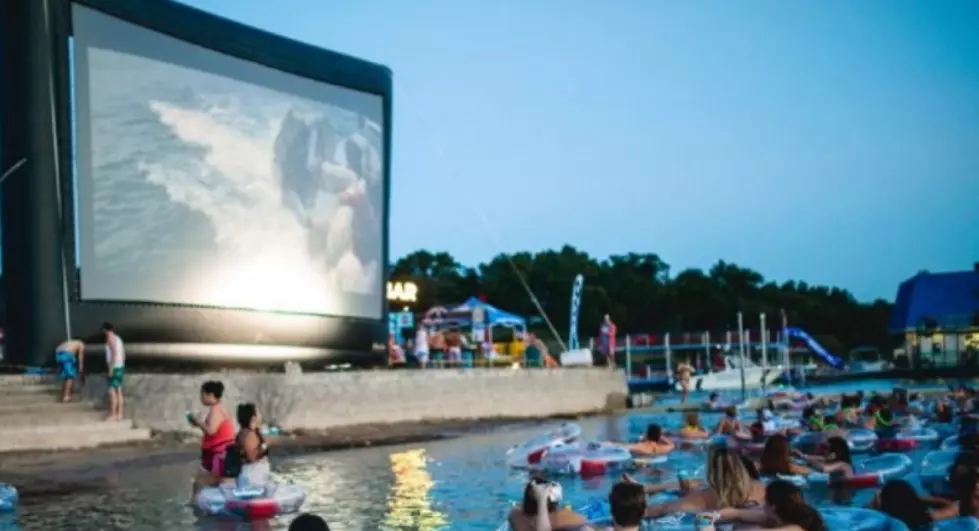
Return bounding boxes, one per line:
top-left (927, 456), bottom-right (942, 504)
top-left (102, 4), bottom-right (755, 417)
top-left (674, 356), bottom-right (782, 392)
top-left (848, 347), bottom-right (892, 373)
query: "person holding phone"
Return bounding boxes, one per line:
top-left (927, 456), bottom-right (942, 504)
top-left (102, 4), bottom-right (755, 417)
top-left (189, 380), bottom-right (235, 497)
top-left (507, 475), bottom-right (587, 531)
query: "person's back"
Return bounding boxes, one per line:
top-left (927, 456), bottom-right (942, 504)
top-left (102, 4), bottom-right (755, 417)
top-left (289, 513), bottom-right (330, 531)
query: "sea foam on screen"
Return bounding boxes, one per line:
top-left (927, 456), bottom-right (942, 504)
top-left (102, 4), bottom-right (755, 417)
top-left (72, 6), bottom-right (384, 319)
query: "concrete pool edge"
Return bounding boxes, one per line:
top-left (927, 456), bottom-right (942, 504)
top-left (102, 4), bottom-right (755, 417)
top-left (74, 369), bottom-right (629, 432)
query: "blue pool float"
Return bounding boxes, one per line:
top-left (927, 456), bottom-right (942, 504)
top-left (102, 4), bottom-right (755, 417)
top-left (920, 449), bottom-right (959, 497)
top-left (941, 434), bottom-right (961, 451)
top-left (820, 507), bottom-right (908, 530)
top-left (569, 502), bottom-right (916, 531)
top-left (934, 517), bottom-right (979, 531)
top-left (0, 484), bottom-right (17, 511)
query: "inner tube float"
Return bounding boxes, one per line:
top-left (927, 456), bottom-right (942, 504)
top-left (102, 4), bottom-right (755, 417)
top-left (876, 427), bottom-right (939, 452)
top-left (195, 484), bottom-right (307, 520)
top-left (920, 449), bottom-right (959, 497)
top-left (767, 454), bottom-right (913, 489)
top-left (808, 454), bottom-right (913, 489)
top-left (727, 435), bottom-right (767, 455)
top-left (632, 455), bottom-right (669, 469)
top-left (0, 484), bottom-right (17, 511)
top-left (934, 517), bottom-right (979, 531)
top-left (538, 441), bottom-right (633, 477)
top-left (819, 507), bottom-right (909, 530)
top-left (793, 429), bottom-right (877, 454)
top-left (505, 423), bottom-right (582, 468)
top-left (846, 428), bottom-right (879, 453)
top-left (941, 435), bottom-right (961, 451)
top-left (575, 493), bottom-right (693, 531)
top-left (792, 431), bottom-right (828, 454)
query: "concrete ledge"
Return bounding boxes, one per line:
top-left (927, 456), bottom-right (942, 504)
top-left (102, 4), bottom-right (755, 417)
top-left (78, 368), bottom-right (629, 432)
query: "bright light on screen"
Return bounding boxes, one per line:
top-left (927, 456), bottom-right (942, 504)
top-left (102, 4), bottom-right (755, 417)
top-left (71, 5), bottom-right (385, 319)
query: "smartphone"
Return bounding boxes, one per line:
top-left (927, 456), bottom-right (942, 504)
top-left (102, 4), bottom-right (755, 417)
top-left (185, 412), bottom-right (195, 424)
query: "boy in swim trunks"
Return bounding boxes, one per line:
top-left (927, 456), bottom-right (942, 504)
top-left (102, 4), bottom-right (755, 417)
top-left (102, 323), bottom-right (126, 421)
top-left (54, 339), bottom-right (85, 402)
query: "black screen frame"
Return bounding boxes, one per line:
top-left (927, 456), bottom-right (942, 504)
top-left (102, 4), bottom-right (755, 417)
top-left (54, 0), bottom-right (391, 363)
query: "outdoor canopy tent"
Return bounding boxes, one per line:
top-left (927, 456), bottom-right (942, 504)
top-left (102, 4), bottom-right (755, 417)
top-left (421, 297), bottom-right (527, 333)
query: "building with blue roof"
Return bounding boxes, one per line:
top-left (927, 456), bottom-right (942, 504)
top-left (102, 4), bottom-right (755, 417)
top-left (890, 263), bottom-right (979, 367)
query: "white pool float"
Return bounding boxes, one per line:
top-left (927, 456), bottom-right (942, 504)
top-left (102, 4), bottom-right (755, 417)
top-left (538, 441), bottom-right (633, 477)
top-left (877, 426), bottom-right (940, 452)
top-left (505, 423), bottom-right (582, 468)
top-left (845, 428), bottom-right (879, 452)
top-left (195, 483), bottom-right (306, 520)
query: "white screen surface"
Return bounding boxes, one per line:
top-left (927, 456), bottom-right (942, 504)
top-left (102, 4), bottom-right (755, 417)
top-left (72, 5), bottom-right (385, 319)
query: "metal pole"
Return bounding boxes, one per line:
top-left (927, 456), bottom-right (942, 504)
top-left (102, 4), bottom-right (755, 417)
top-left (625, 335), bottom-right (632, 378)
top-left (738, 312), bottom-right (747, 401)
top-left (760, 313), bottom-right (768, 396)
top-left (704, 331), bottom-right (711, 373)
top-left (665, 333), bottom-right (673, 384)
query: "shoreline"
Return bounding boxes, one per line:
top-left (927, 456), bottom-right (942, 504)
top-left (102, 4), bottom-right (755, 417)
top-left (0, 413), bottom-right (601, 500)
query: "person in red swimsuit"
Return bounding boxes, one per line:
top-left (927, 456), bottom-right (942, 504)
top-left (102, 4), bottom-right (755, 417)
top-left (189, 380), bottom-right (235, 497)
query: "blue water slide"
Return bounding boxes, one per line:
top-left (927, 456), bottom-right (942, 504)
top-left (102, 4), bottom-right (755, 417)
top-left (785, 327), bottom-right (844, 369)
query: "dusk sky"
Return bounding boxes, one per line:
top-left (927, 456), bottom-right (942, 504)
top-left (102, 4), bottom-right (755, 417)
top-left (5, 1), bottom-right (978, 303)
top-left (178, 0), bottom-right (978, 302)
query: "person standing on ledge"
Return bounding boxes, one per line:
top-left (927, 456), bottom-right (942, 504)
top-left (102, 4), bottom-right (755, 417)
top-left (102, 322), bottom-right (126, 421)
top-left (54, 338), bottom-right (85, 402)
top-left (676, 358), bottom-right (695, 404)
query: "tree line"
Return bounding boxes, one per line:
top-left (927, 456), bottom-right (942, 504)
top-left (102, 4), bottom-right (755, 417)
top-left (0, 246), bottom-right (897, 356)
top-left (390, 246), bottom-right (896, 356)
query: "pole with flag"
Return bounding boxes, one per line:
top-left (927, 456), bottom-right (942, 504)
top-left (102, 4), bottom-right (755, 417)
top-left (738, 311), bottom-right (747, 402)
top-left (760, 313), bottom-right (768, 396)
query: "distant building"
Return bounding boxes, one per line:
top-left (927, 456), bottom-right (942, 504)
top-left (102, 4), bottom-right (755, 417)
top-left (889, 263), bottom-right (979, 367)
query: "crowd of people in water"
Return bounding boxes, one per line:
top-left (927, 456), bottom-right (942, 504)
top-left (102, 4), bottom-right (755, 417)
top-left (507, 385), bottom-right (979, 531)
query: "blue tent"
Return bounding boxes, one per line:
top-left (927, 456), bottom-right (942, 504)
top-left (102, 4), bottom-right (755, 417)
top-left (890, 269), bottom-right (979, 332)
top-left (446, 297), bottom-right (527, 329)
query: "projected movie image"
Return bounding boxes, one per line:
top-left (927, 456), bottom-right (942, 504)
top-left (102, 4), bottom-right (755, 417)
top-left (73, 7), bottom-right (384, 319)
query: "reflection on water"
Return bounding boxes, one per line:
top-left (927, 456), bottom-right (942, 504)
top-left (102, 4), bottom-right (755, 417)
top-left (381, 449), bottom-right (447, 530)
top-left (8, 423), bottom-right (579, 531)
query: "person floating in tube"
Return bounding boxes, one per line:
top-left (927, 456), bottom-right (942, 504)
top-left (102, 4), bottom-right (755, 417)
top-left (599, 314), bottom-right (617, 368)
top-left (507, 475), bottom-right (588, 531)
top-left (222, 403), bottom-right (272, 488)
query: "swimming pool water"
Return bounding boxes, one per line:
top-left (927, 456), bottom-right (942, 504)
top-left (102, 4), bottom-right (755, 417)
top-left (654, 378), bottom-right (959, 407)
top-left (8, 408), bottom-right (957, 531)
